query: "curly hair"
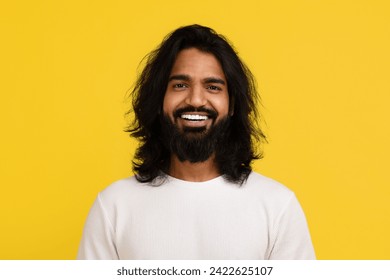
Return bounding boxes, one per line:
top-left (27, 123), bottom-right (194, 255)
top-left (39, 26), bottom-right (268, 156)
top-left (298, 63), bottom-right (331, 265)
top-left (126, 24), bottom-right (266, 185)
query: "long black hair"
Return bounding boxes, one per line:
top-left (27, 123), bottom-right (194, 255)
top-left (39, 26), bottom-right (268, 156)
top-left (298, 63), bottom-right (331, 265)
top-left (126, 24), bottom-right (266, 185)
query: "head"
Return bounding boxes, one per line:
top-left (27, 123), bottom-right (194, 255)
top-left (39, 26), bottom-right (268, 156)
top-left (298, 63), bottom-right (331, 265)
top-left (127, 24), bottom-right (266, 185)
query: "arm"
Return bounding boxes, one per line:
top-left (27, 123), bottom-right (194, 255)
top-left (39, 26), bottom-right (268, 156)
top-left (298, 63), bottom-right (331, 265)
top-left (77, 193), bottom-right (119, 259)
top-left (268, 193), bottom-right (316, 260)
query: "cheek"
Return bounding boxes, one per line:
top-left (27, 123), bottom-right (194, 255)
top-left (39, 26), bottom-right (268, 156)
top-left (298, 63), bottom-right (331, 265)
top-left (162, 92), bottom-right (179, 116)
top-left (213, 94), bottom-right (230, 117)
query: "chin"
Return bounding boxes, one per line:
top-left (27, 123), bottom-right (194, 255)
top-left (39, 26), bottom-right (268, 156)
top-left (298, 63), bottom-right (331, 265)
top-left (182, 125), bottom-right (208, 134)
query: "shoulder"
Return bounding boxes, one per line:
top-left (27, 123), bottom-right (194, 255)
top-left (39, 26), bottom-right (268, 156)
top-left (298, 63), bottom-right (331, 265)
top-left (97, 176), bottom-right (150, 207)
top-left (242, 171), bottom-right (296, 208)
top-left (103, 175), bottom-right (139, 189)
top-left (245, 171), bottom-right (293, 195)
top-left (99, 175), bottom-right (137, 195)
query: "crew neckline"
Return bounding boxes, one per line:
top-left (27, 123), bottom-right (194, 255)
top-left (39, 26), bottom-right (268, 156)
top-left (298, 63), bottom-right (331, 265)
top-left (164, 173), bottom-right (225, 187)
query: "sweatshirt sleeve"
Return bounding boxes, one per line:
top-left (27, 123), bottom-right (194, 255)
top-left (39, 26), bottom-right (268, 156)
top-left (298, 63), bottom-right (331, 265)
top-left (268, 193), bottom-right (316, 260)
top-left (77, 193), bottom-right (119, 259)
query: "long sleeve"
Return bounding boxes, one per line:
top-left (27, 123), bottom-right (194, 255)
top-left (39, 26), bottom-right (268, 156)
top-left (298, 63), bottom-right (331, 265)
top-left (77, 193), bottom-right (119, 259)
top-left (76, 175), bottom-right (315, 259)
top-left (268, 193), bottom-right (316, 260)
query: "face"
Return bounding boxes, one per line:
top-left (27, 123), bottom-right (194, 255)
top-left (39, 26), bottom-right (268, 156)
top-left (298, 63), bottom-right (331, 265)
top-left (163, 48), bottom-right (229, 133)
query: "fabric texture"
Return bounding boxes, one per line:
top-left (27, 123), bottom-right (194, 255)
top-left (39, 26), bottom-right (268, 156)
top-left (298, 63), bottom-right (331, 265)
top-left (77, 172), bottom-right (315, 259)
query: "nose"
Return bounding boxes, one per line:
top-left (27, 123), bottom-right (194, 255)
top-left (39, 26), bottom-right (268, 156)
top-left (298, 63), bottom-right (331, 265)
top-left (185, 86), bottom-right (207, 108)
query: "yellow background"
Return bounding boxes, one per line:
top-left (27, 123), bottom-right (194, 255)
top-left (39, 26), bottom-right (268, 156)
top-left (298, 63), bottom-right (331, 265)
top-left (1, 0), bottom-right (389, 259)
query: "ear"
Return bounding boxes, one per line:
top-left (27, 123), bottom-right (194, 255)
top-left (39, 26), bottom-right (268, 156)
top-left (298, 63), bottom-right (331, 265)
top-left (229, 96), bottom-right (235, 116)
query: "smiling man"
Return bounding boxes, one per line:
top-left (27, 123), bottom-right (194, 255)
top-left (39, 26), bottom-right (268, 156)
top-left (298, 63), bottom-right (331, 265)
top-left (77, 25), bottom-right (316, 260)
top-left (162, 48), bottom-right (231, 179)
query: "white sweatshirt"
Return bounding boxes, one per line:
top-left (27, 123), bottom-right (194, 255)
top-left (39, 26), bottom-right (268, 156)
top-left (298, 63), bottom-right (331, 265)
top-left (77, 172), bottom-right (315, 259)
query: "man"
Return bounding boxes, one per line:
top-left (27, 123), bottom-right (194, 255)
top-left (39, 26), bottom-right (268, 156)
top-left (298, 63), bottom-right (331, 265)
top-left (77, 25), bottom-right (315, 259)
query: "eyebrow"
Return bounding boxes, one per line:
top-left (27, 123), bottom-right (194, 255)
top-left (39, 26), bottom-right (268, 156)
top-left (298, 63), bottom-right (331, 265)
top-left (168, 75), bottom-right (226, 85)
top-left (168, 74), bottom-right (190, 82)
top-left (204, 77), bottom-right (226, 85)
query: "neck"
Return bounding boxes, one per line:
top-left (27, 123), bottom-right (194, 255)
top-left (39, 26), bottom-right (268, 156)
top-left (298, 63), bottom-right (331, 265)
top-left (168, 154), bottom-right (221, 182)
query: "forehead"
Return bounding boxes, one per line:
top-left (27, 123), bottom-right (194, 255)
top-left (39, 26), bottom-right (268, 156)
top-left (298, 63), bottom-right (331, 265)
top-left (170, 48), bottom-right (226, 79)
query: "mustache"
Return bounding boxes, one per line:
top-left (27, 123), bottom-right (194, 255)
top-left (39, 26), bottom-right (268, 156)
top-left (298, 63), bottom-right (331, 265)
top-left (173, 106), bottom-right (218, 119)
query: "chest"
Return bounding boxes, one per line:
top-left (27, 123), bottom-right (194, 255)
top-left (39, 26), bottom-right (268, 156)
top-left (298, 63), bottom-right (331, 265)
top-left (113, 191), bottom-right (271, 259)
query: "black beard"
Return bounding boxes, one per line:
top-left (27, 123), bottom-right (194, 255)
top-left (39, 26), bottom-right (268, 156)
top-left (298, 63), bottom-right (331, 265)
top-left (160, 114), bottom-right (230, 163)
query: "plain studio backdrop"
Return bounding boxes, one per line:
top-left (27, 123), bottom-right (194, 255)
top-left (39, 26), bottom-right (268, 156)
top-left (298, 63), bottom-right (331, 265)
top-left (1, 0), bottom-right (389, 259)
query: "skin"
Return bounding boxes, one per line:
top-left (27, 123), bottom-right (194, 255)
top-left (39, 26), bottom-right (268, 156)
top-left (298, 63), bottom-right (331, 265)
top-left (163, 48), bottom-right (230, 182)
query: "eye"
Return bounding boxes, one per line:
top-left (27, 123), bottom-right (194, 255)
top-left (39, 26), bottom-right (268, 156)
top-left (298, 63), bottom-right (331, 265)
top-left (173, 83), bottom-right (188, 89)
top-left (207, 85), bottom-right (222, 91)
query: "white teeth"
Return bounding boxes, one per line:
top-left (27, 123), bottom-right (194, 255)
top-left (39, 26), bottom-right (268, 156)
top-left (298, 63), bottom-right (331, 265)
top-left (181, 114), bottom-right (208, 121)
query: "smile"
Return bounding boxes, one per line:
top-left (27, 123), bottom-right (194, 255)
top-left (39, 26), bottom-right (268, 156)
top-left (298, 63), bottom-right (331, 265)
top-left (181, 114), bottom-right (209, 121)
